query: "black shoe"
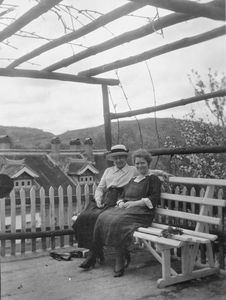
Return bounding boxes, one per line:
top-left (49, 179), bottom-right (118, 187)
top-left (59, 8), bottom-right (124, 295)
top-left (114, 267), bottom-right (124, 277)
top-left (124, 250), bottom-right (131, 268)
top-left (79, 254), bottom-right (96, 270)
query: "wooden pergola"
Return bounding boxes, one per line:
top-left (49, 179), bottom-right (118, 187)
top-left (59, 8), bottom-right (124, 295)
top-left (0, 0), bottom-right (225, 154)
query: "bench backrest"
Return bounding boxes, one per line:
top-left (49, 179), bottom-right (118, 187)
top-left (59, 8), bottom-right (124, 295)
top-left (156, 177), bottom-right (226, 233)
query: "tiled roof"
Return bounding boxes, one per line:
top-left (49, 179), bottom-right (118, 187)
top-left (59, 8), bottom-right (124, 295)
top-left (0, 154), bottom-right (76, 191)
top-left (67, 161), bottom-right (98, 175)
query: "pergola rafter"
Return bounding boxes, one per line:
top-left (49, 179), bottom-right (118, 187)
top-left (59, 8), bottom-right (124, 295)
top-left (130, 0), bottom-right (225, 21)
top-left (0, 0), bottom-right (225, 152)
top-left (78, 25), bottom-right (225, 77)
top-left (6, 1), bottom-right (148, 69)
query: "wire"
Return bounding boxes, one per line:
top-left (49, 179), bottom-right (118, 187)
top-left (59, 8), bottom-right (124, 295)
top-left (108, 87), bottom-right (120, 143)
top-left (145, 60), bottom-right (161, 148)
top-left (115, 70), bottom-right (144, 148)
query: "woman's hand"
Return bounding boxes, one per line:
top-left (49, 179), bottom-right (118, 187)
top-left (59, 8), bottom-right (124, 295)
top-left (123, 201), bottom-right (138, 209)
top-left (96, 199), bottom-right (104, 208)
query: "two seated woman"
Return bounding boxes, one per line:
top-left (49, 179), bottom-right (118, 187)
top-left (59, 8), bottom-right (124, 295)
top-left (77, 147), bottom-right (161, 277)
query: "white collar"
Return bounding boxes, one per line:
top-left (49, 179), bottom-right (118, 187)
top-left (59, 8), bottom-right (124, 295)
top-left (134, 169), bottom-right (152, 182)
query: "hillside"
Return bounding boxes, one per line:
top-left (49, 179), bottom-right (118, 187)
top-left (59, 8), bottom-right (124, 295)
top-left (0, 118), bottom-right (183, 150)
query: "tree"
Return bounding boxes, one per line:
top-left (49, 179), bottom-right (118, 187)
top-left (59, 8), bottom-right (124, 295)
top-left (164, 69), bottom-right (226, 179)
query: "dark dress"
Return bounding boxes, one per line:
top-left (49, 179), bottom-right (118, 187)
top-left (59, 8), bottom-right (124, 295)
top-left (72, 187), bottom-right (123, 249)
top-left (92, 174), bottom-right (161, 249)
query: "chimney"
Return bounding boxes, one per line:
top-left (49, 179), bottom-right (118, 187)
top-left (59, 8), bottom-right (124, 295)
top-left (69, 138), bottom-right (82, 151)
top-left (0, 135), bottom-right (11, 149)
top-left (83, 137), bottom-right (94, 162)
top-left (50, 137), bottom-right (61, 163)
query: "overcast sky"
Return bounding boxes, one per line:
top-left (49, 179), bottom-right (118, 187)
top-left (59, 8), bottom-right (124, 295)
top-left (0, 0), bottom-right (225, 135)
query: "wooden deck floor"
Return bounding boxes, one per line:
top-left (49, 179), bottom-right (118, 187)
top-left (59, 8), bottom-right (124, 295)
top-left (1, 248), bottom-right (226, 300)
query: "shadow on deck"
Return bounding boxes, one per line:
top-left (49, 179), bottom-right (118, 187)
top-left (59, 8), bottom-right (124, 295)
top-left (1, 248), bottom-right (226, 300)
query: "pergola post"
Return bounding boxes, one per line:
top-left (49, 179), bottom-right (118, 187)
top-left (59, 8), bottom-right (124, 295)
top-left (101, 84), bottom-right (112, 150)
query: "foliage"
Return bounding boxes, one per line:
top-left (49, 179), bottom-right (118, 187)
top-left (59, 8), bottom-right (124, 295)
top-left (164, 69), bottom-right (226, 179)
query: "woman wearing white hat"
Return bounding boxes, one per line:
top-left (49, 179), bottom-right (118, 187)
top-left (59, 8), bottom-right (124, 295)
top-left (73, 144), bottom-right (137, 263)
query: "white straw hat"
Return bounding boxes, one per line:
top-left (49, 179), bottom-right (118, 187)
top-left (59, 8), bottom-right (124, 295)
top-left (106, 144), bottom-right (129, 160)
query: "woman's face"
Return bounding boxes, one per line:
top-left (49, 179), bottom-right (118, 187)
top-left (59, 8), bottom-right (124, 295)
top-left (113, 155), bottom-right (127, 169)
top-left (134, 157), bottom-right (149, 176)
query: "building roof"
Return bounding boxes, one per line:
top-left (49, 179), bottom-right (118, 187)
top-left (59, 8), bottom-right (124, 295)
top-left (67, 161), bottom-right (99, 175)
top-left (0, 154), bottom-right (76, 191)
top-left (2, 164), bottom-right (39, 179)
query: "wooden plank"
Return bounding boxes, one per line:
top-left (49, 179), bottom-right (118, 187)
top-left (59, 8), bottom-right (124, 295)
top-left (84, 184), bottom-right (90, 210)
top-left (168, 176), bottom-right (226, 187)
top-left (10, 190), bottom-right (16, 256)
top-left (30, 187), bottom-right (36, 252)
top-left (8, 2), bottom-right (147, 68)
top-left (111, 89), bottom-right (226, 120)
top-left (143, 240), bottom-right (178, 276)
top-left (76, 185), bottom-right (82, 214)
top-left (58, 186), bottom-right (64, 248)
top-left (0, 68), bottom-right (119, 86)
top-left (0, 0), bottom-right (62, 43)
top-left (151, 223), bottom-right (218, 241)
top-left (156, 208), bottom-right (221, 225)
top-left (20, 188), bottom-right (26, 254)
top-left (49, 186), bottom-right (55, 249)
top-left (40, 187), bottom-right (47, 250)
top-left (130, 0), bottom-right (225, 21)
top-left (79, 26), bottom-right (226, 77)
top-left (102, 84), bottom-right (112, 150)
top-left (137, 227), bottom-right (211, 244)
top-left (133, 231), bottom-right (183, 248)
top-left (161, 192), bottom-right (226, 207)
top-left (67, 185), bottom-right (74, 246)
top-left (162, 249), bottom-right (171, 280)
top-left (44, 12), bottom-right (195, 71)
top-left (157, 267), bottom-right (218, 288)
top-left (0, 229), bottom-right (74, 240)
top-left (0, 197), bottom-right (6, 256)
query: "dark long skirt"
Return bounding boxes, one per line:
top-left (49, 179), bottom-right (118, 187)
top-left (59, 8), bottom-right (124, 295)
top-left (72, 187), bottom-right (123, 249)
top-left (93, 206), bottom-right (155, 249)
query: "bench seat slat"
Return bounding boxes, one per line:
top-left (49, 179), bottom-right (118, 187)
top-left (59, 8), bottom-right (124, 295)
top-left (137, 227), bottom-right (212, 244)
top-left (161, 193), bottom-right (226, 207)
top-left (156, 208), bottom-right (221, 225)
top-left (167, 177), bottom-right (226, 187)
top-left (133, 231), bottom-right (183, 248)
top-left (151, 223), bottom-right (218, 241)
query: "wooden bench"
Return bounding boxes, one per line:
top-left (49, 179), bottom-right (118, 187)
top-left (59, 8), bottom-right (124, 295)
top-left (133, 176), bottom-right (226, 288)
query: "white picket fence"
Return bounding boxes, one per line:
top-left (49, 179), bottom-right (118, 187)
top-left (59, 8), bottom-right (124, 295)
top-left (0, 183), bottom-right (97, 257)
top-left (0, 181), bottom-right (225, 259)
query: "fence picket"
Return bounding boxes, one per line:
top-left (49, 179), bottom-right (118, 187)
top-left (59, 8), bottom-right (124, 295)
top-left (40, 187), bottom-right (47, 250)
top-left (20, 188), bottom-right (26, 254)
top-left (58, 186), bottom-right (64, 247)
top-left (49, 186), bottom-right (55, 249)
top-left (67, 185), bottom-right (74, 246)
top-left (76, 185), bottom-right (82, 214)
top-left (84, 184), bottom-right (89, 209)
top-left (10, 190), bottom-right (16, 256)
top-left (0, 197), bottom-right (6, 256)
top-left (30, 187), bottom-right (36, 252)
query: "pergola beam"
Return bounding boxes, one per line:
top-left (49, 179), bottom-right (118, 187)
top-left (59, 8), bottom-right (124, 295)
top-left (7, 1), bottom-right (148, 69)
top-left (150, 145), bottom-right (226, 156)
top-left (130, 0), bottom-right (225, 21)
top-left (44, 12), bottom-right (195, 72)
top-left (0, 68), bottom-right (119, 86)
top-left (0, 0), bottom-right (62, 43)
top-left (78, 25), bottom-right (226, 77)
top-left (110, 89), bottom-right (226, 119)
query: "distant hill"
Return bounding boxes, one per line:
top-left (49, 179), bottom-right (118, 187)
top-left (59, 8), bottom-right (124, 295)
top-left (0, 118), bottom-right (184, 150)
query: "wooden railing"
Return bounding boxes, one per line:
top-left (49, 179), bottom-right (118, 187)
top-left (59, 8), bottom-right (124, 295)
top-left (0, 183), bottom-right (96, 257)
top-left (0, 180), bottom-right (225, 260)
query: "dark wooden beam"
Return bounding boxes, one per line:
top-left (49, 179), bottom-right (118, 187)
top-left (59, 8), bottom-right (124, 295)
top-left (102, 85), bottom-right (112, 150)
top-left (79, 25), bottom-right (226, 77)
top-left (7, 1), bottom-right (148, 69)
top-left (110, 89), bottom-right (226, 119)
top-left (150, 145), bottom-right (226, 156)
top-left (0, 68), bottom-right (120, 86)
top-left (44, 13), bottom-right (194, 72)
top-left (0, 0), bottom-right (62, 43)
top-left (130, 0), bottom-right (225, 21)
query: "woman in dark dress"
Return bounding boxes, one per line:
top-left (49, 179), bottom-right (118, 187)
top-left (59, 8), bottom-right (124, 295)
top-left (79, 149), bottom-right (161, 277)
